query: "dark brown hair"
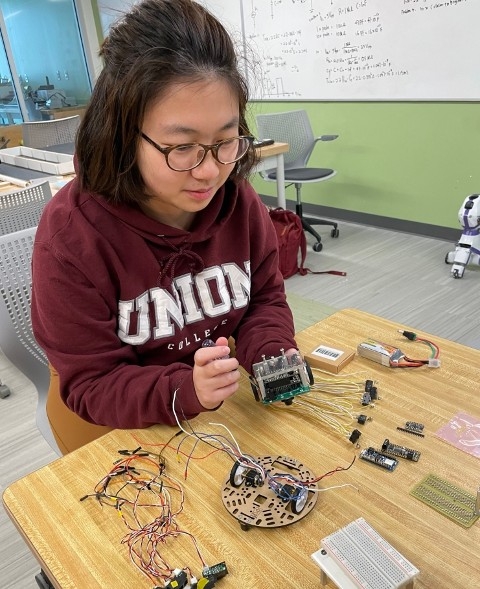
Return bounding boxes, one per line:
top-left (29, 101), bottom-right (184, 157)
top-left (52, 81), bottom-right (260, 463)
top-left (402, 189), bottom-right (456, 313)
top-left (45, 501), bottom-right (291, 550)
top-left (75, 0), bottom-right (257, 204)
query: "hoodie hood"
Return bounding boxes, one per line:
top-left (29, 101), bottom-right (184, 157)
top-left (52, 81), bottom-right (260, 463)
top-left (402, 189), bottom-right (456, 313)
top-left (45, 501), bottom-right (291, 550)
top-left (89, 180), bottom-right (239, 245)
top-left (86, 179), bottom-right (241, 286)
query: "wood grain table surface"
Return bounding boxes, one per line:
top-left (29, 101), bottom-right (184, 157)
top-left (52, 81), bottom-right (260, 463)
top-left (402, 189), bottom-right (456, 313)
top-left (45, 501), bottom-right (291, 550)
top-left (255, 141), bottom-right (289, 157)
top-left (3, 308), bottom-right (480, 589)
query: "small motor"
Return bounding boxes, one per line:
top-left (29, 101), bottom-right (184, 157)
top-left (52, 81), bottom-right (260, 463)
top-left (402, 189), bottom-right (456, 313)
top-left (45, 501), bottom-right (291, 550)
top-left (445, 194), bottom-right (480, 278)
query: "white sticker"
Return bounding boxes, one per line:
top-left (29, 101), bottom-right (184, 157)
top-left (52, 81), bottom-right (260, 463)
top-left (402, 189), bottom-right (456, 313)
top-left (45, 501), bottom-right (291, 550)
top-left (311, 345), bottom-right (344, 360)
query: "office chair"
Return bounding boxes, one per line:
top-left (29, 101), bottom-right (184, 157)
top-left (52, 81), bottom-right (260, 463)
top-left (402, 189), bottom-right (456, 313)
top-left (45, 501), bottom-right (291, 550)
top-left (256, 109), bottom-right (339, 252)
top-left (0, 181), bottom-right (52, 235)
top-left (0, 226), bottom-right (61, 456)
top-left (21, 115), bottom-right (80, 149)
top-left (0, 226), bottom-right (107, 589)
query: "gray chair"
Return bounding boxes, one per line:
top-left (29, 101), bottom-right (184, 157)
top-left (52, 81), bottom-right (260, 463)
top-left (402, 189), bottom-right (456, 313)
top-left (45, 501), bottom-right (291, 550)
top-left (21, 115), bottom-right (80, 149)
top-left (0, 226), bottom-right (61, 455)
top-left (0, 181), bottom-right (52, 235)
top-left (256, 109), bottom-right (339, 252)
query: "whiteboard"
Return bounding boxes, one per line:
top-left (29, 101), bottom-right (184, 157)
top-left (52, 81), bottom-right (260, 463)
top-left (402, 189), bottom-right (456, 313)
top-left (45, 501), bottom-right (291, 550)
top-left (197, 0), bottom-right (244, 43)
top-left (199, 0), bottom-right (480, 101)
top-left (98, 1), bottom-right (246, 59)
top-left (99, 0), bottom-right (480, 101)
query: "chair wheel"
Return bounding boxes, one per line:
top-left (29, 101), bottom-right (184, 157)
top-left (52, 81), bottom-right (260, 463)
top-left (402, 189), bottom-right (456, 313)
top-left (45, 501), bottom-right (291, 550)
top-left (313, 242), bottom-right (323, 252)
top-left (331, 228), bottom-right (339, 238)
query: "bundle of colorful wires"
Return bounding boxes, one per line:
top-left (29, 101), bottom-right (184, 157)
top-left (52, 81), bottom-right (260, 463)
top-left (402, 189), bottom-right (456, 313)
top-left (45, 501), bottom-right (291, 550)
top-left (80, 452), bottom-right (206, 586)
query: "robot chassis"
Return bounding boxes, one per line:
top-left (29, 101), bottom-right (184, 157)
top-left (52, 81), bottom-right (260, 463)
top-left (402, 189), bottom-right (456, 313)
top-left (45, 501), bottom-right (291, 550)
top-left (445, 194), bottom-right (480, 278)
top-left (220, 352), bottom-right (317, 530)
top-left (222, 454), bottom-right (318, 531)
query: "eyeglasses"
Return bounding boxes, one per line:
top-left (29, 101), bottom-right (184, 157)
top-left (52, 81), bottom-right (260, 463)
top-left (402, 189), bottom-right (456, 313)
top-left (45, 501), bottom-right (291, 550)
top-left (140, 132), bottom-right (253, 171)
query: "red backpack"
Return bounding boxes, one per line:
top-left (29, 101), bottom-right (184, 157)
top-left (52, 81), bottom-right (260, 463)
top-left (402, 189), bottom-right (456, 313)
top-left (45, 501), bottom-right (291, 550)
top-left (268, 207), bottom-right (346, 279)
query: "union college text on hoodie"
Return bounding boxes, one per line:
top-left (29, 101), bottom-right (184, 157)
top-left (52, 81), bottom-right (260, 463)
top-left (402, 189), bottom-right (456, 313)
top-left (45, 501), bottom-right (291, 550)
top-left (31, 178), bottom-right (297, 429)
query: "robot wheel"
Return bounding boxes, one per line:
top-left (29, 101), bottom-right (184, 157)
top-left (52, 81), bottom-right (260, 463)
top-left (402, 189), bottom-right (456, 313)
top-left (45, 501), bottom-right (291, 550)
top-left (445, 252), bottom-right (455, 265)
top-left (452, 268), bottom-right (463, 279)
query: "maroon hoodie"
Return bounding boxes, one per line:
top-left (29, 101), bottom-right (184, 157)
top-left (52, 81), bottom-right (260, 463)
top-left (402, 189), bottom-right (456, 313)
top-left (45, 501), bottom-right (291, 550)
top-left (31, 177), bottom-right (297, 428)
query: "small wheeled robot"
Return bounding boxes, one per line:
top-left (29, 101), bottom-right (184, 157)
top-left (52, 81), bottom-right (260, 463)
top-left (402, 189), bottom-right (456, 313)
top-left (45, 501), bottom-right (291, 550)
top-left (445, 194), bottom-right (480, 278)
top-left (249, 350), bottom-right (313, 405)
top-left (222, 454), bottom-right (318, 530)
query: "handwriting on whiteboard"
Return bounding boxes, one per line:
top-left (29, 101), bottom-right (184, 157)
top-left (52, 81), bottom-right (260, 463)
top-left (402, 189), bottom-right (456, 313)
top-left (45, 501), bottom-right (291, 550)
top-left (238, 0), bottom-right (475, 100)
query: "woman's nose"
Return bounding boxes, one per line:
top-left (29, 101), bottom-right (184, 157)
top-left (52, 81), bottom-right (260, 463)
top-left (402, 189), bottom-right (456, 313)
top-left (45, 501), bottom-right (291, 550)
top-left (190, 150), bottom-right (221, 180)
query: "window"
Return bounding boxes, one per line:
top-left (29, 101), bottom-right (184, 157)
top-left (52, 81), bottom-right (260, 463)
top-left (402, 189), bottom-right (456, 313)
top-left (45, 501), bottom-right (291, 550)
top-left (0, 0), bottom-right (93, 124)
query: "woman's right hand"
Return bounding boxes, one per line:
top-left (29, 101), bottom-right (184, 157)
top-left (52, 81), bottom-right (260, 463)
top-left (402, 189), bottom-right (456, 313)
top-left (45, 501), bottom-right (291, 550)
top-left (193, 336), bottom-right (240, 409)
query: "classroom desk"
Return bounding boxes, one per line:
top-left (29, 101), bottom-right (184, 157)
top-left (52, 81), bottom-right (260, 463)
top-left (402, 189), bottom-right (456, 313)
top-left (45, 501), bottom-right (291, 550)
top-left (41, 105), bottom-right (87, 121)
top-left (3, 308), bottom-right (480, 589)
top-left (255, 141), bottom-right (288, 208)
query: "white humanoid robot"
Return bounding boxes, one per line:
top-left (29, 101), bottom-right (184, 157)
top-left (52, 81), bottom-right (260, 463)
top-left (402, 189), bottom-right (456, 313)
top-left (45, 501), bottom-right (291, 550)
top-left (445, 194), bottom-right (480, 278)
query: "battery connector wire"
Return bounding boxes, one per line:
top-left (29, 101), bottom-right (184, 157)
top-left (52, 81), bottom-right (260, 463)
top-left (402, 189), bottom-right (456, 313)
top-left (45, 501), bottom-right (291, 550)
top-left (396, 330), bottom-right (441, 368)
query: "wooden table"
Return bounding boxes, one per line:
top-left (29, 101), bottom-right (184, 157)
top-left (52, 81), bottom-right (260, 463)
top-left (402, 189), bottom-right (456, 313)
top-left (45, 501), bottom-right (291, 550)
top-left (0, 175), bottom-right (73, 194)
top-left (255, 141), bottom-right (289, 208)
top-left (3, 309), bottom-right (480, 589)
top-left (0, 123), bottom-right (23, 147)
top-left (43, 105), bottom-right (87, 121)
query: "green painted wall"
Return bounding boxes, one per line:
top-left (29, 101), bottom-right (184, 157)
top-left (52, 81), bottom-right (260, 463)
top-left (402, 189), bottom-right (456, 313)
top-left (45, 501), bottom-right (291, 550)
top-left (248, 101), bottom-right (480, 230)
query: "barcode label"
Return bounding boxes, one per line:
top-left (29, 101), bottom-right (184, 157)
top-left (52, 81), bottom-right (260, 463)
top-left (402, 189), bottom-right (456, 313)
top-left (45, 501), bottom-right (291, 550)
top-left (311, 345), bottom-right (343, 360)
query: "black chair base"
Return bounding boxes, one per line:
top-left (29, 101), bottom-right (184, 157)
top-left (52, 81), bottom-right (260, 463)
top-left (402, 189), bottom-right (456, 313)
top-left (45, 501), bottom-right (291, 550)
top-left (296, 204), bottom-right (339, 252)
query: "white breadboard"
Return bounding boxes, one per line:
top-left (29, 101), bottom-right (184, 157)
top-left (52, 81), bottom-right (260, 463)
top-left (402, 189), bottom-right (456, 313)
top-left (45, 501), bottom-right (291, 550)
top-left (311, 518), bottom-right (419, 589)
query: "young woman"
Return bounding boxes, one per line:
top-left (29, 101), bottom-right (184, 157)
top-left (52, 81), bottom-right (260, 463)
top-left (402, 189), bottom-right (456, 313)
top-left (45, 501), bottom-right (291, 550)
top-left (31, 0), bottom-right (299, 453)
